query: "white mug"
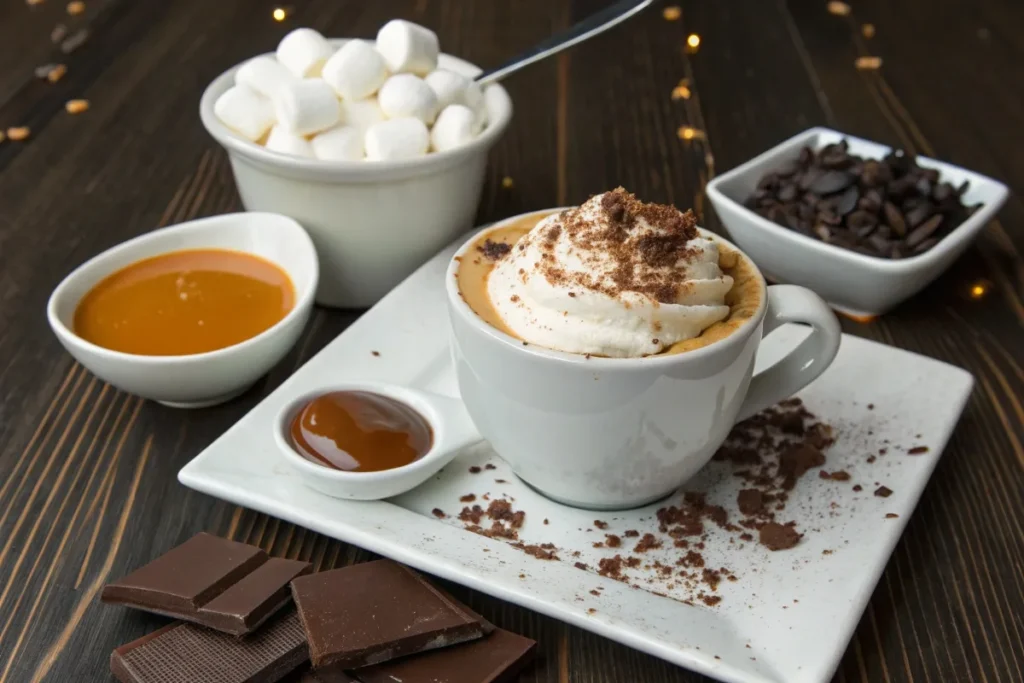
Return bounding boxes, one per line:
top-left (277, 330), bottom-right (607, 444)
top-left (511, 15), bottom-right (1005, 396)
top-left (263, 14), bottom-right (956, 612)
top-left (445, 211), bottom-right (842, 510)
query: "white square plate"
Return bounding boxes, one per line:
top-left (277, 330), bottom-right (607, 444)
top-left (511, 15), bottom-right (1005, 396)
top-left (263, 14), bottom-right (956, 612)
top-left (179, 231), bottom-right (974, 683)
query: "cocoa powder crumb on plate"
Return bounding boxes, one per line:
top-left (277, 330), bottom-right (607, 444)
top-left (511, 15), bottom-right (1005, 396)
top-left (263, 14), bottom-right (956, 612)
top-left (874, 486), bottom-right (893, 498)
top-left (484, 464), bottom-right (496, 470)
top-left (907, 446), bottom-right (929, 455)
top-left (468, 466), bottom-right (481, 474)
top-left (605, 534), bottom-right (622, 548)
top-left (852, 484), bottom-right (863, 492)
top-left (759, 522), bottom-right (802, 551)
top-left (885, 513), bottom-right (899, 519)
top-left (593, 520), bottom-right (608, 530)
top-left (623, 529), bottom-right (639, 537)
top-left (431, 508), bottom-right (445, 519)
top-left (371, 350), bottom-right (380, 357)
top-left (574, 562), bottom-right (588, 570)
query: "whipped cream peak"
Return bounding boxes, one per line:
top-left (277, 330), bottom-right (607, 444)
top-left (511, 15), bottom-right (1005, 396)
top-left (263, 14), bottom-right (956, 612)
top-left (486, 189), bottom-right (734, 357)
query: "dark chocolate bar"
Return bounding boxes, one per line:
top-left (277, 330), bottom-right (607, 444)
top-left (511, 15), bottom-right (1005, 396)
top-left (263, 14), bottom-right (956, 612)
top-left (290, 559), bottom-right (489, 669)
top-left (353, 628), bottom-right (537, 683)
top-left (110, 611), bottom-right (308, 683)
top-left (102, 532), bottom-right (311, 635)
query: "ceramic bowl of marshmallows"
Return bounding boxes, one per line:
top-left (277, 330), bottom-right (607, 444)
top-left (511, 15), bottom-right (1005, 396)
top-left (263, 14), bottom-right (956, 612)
top-left (199, 21), bottom-right (512, 308)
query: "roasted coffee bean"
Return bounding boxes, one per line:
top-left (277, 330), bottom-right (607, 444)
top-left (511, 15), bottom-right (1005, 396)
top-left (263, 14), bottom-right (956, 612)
top-left (745, 139), bottom-right (984, 259)
top-left (798, 168), bottom-right (823, 191)
top-left (905, 203), bottom-right (935, 228)
top-left (836, 186), bottom-right (860, 216)
top-left (906, 214), bottom-right (943, 248)
top-left (777, 184), bottom-right (798, 202)
top-left (847, 210), bottom-right (877, 237)
top-left (883, 202), bottom-right (907, 237)
top-left (809, 170), bottom-right (854, 194)
top-left (932, 182), bottom-right (954, 202)
top-left (912, 238), bottom-right (938, 253)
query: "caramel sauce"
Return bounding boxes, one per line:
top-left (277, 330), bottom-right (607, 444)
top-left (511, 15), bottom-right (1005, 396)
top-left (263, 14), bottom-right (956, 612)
top-left (289, 391), bottom-right (433, 473)
top-left (456, 212), bottom-right (764, 357)
top-left (74, 248), bottom-right (294, 356)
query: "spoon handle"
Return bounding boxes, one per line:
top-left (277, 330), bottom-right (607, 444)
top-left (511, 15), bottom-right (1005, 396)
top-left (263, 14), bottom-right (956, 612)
top-left (475, 0), bottom-right (654, 86)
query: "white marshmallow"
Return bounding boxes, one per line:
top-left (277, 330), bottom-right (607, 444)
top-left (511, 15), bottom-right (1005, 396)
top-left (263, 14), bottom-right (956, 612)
top-left (265, 124), bottom-right (314, 158)
top-left (235, 55), bottom-right (297, 99)
top-left (322, 40), bottom-right (389, 101)
top-left (364, 117), bottom-right (429, 161)
top-left (424, 69), bottom-right (470, 109)
top-left (341, 97), bottom-right (385, 133)
top-left (377, 74), bottom-right (439, 124)
top-left (375, 19), bottom-right (439, 75)
top-left (430, 104), bottom-right (477, 153)
top-left (311, 125), bottom-right (364, 161)
top-left (274, 79), bottom-right (341, 135)
top-left (466, 81), bottom-right (488, 132)
top-left (213, 84), bottom-right (276, 141)
top-left (276, 28), bottom-right (333, 77)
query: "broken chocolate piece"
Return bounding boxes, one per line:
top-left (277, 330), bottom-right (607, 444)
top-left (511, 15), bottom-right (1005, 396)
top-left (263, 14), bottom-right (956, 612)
top-left (290, 560), bottom-right (489, 669)
top-left (354, 628), bottom-right (536, 683)
top-left (102, 533), bottom-right (310, 635)
top-left (110, 611), bottom-right (307, 683)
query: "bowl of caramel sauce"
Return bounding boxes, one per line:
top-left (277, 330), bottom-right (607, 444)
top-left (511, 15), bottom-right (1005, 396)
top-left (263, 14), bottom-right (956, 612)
top-left (47, 212), bottom-right (318, 407)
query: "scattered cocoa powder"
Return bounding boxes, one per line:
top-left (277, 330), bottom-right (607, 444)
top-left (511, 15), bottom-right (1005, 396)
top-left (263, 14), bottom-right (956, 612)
top-left (593, 520), bottom-right (609, 530)
top-left (468, 466), bottom-right (481, 474)
top-left (460, 494), bottom-right (476, 503)
top-left (759, 522), bottom-right (802, 551)
top-left (623, 529), bottom-right (640, 537)
top-left (431, 508), bottom-right (445, 519)
top-left (605, 534), bottom-right (622, 548)
top-left (907, 446), bottom-right (929, 455)
top-left (633, 533), bottom-right (662, 553)
top-left (478, 239), bottom-right (511, 260)
top-left (885, 513), bottom-right (899, 519)
top-left (874, 486), bottom-right (893, 498)
top-left (485, 464), bottom-right (497, 470)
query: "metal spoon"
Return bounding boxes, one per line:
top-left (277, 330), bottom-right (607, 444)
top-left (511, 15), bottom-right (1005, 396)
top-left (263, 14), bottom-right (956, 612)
top-left (475, 0), bottom-right (654, 86)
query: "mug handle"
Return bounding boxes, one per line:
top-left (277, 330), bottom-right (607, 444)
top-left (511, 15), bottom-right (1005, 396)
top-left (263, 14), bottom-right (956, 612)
top-left (736, 285), bottom-right (842, 421)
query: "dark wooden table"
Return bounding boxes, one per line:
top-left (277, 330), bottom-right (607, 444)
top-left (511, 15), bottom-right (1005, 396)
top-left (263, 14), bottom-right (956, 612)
top-left (1, 0), bottom-right (1021, 681)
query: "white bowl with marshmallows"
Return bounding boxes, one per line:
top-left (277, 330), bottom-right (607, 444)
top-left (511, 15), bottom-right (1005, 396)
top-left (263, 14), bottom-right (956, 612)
top-left (200, 21), bottom-right (513, 308)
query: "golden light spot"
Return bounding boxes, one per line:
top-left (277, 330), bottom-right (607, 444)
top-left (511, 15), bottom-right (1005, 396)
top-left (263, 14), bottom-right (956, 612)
top-left (686, 34), bottom-right (701, 52)
top-left (7, 127), bottom-right (31, 141)
top-left (677, 126), bottom-right (706, 141)
top-left (862, 23), bottom-right (876, 38)
top-left (855, 56), bottom-right (883, 70)
top-left (671, 80), bottom-right (692, 100)
top-left (501, 176), bottom-right (514, 189)
top-left (47, 64), bottom-right (68, 83)
top-left (272, 7), bottom-right (288, 21)
top-left (65, 99), bottom-right (90, 114)
top-left (67, 1), bottom-right (85, 15)
top-left (662, 6), bottom-right (681, 21)
top-left (826, 1), bottom-right (851, 16)
top-left (969, 281), bottom-right (990, 299)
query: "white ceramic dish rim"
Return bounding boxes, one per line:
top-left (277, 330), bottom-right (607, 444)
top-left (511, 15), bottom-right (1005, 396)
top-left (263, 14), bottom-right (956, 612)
top-left (272, 382), bottom-right (467, 488)
top-left (199, 40), bottom-right (513, 178)
top-left (705, 126), bottom-right (1010, 273)
top-left (46, 212), bottom-right (319, 367)
top-left (446, 208), bottom-right (769, 368)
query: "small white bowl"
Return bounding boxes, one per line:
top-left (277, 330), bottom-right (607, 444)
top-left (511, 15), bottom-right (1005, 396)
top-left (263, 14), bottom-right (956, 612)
top-left (274, 382), bottom-right (480, 500)
top-left (47, 213), bottom-right (318, 408)
top-left (707, 127), bottom-right (1009, 318)
top-left (200, 40), bottom-right (513, 309)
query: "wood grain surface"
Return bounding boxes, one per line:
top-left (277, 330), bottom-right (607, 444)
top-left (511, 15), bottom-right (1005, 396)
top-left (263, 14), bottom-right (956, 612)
top-left (0, 0), bottom-right (1021, 681)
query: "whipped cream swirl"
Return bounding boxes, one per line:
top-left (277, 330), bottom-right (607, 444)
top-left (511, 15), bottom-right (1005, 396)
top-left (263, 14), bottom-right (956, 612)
top-left (487, 189), bottom-right (733, 357)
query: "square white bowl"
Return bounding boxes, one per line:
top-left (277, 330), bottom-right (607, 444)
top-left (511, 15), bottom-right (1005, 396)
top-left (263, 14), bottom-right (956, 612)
top-left (706, 127), bottom-right (1009, 318)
